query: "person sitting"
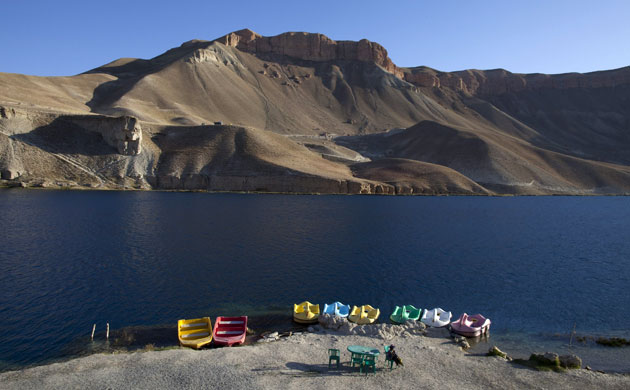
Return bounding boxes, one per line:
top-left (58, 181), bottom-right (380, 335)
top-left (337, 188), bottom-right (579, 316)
top-left (387, 345), bottom-right (404, 367)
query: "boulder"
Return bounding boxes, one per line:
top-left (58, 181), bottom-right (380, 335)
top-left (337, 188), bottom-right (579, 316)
top-left (318, 313), bottom-right (346, 330)
top-left (487, 346), bottom-right (508, 359)
top-left (530, 352), bottom-right (560, 367)
top-left (559, 354), bottom-right (582, 369)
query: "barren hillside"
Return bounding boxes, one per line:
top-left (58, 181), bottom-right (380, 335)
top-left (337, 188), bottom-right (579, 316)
top-left (1, 29), bottom-right (629, 194)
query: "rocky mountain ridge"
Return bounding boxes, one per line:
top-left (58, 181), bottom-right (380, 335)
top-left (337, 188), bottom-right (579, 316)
top-left (212, 29), bottom-right (630, 95)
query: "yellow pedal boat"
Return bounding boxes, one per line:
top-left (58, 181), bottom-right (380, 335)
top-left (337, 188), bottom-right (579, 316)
top-left (293, 301), bottom-right (320, 324)
top-left (178, 317), bottom-right (213, 349)
top-left (348, 305), bottom-right (380, 324)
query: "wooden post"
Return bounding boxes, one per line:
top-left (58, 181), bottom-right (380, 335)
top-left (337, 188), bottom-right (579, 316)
top-left (91, 324), bottom-right (96, 341)
top-left (106, 323), bottom-right (110, 340)
top-left (569, 322), bottom-right (576, 346)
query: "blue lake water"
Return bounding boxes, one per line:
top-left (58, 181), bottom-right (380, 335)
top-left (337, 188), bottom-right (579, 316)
top-left (1, 190), bottom-right (629, 371)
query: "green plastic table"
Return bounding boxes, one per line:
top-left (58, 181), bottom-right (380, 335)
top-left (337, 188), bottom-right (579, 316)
top-left (347, 345), bottom-right (380, 357)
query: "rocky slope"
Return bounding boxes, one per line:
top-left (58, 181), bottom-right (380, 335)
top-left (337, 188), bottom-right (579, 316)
top-left (1, 29), bottom-right (629, 194)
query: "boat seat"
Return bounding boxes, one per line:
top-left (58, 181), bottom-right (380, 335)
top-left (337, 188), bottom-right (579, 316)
top-left (216, 330), bottom-right (243, 335)
top-left (180, 322), bottom-right (207, 328)
top-left (219, 320), bottom-right (244, 324)
top-left (180, 331), bottom-right (210, 339)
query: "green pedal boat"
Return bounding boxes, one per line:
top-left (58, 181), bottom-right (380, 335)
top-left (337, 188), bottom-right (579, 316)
top-left (390, 305), bottom-right (422, 324)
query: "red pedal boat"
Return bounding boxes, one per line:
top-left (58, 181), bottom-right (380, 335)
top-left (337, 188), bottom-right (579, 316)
top-left (212, 316), bottom-right (248, 346)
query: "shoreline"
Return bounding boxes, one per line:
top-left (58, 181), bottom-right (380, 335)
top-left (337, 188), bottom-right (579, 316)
top-left (3, 314), bottom-right (629, 375)
top-left (1, 185), bottom-right (629, 197)
top-left (1, 326), bottom-right (629, 390)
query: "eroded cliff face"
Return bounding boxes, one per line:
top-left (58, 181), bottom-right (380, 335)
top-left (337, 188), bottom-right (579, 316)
top-left (213, 29), bottom-right (630, 96)
top-left (215, 29), bottom-right (402, 78)
top-left (403, 66), bottom-right (630, 95)
top-left (0, 106), bottom-right (151, 187)
top-left (68, 116), bottom-right (142, 156)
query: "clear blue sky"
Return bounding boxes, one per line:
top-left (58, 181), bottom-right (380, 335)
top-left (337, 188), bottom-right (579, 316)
top-left (2, 0), bottom-right (629, 76)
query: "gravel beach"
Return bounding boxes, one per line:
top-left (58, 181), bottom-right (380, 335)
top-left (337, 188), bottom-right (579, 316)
top-left (1, 325), bottom-right (629, 390)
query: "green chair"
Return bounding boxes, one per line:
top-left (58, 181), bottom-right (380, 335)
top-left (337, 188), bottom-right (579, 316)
top-left (384, 345), bottom-right (394, 370)
top-left (328, 348), bottom-right (340, 369)
top-left (351, 352), bottom-right (364, 368)
top-left (361, 354), bottom-right (376, 375)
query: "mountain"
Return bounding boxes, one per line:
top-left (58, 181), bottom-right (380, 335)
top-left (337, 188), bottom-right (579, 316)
top-left (1, 29), bottom-right (629, 194)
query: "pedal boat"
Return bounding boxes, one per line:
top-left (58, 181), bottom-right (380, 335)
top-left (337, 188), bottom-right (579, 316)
top-left (450, 313), bottom-right (491, 337)
top-left (293, 301), bottom-right (320, 324)
top-left (420, 307), bottom-right (452, 327)
top-left (348, 304), bottom-right (380, 324)
top-left (212, 316), bottom-right (248, 346)
top-left (390, 305), bottom-right (422, 324)
top-left (178, 317), bottom-right (213, 349)
top-left (322, 302), bottom-right (351, 318)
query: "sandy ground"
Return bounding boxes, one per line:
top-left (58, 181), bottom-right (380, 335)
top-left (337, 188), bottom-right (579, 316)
top-left (1, 327), bottom-right (629, 390)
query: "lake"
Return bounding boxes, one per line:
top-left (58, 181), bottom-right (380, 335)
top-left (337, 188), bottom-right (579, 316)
top-left (1, 190), bottom-right (629, 371)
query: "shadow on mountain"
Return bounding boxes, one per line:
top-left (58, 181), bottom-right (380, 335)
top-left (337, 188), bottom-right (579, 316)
top-left (11, 117), bottom-right (117, 156)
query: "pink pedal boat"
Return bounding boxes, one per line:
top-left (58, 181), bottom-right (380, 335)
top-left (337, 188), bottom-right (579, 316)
top-left (450, 313), bottom-right (491, 337)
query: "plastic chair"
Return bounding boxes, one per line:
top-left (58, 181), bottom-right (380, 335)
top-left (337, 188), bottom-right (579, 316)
top-left (351, 352), bottom-right (364, 368)
top-left (328, 348), bottom-right (340, 369)
top-left (361, 354), bottom-right (376, 375)
top-left (384, 345), bottom-right (394, 370)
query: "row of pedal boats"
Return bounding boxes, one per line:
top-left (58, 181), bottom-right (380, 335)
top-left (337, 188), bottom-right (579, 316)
top-left (177, 316), bottom-right (248, 349)
top-left (294, 301), bottom-right (491, 337)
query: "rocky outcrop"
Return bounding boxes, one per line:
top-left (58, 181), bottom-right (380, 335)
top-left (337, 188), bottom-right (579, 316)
top-left (69, 115), bottom-right (142, 155)
top-left (215, 29), bottom-right (403, 77)
top-left (403, 66), bottom-right (630, 95)
top-left (559, 354), bottom-right (582, 369)
top-left (212, 29), bottom-right (630, 96)
top-left (0, 106), bottom-right (15, 119)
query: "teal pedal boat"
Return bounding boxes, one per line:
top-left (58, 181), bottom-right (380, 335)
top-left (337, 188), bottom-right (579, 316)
top-left (390, 305), bottom-right (422, 324)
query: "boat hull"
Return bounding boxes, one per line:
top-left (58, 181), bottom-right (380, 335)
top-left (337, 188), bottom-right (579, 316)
top-left (293, 316), bottom-right (319, 324)
top-left (178, 317), bottom-right (213, 349)
top-left (213, 316), bottom-right (247, 346)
